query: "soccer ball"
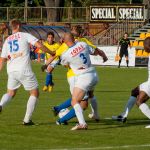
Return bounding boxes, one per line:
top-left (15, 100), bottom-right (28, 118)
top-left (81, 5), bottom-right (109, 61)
top-left (58, 108), bottom-right (69, 118)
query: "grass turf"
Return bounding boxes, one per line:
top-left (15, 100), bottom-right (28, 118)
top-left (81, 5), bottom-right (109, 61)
top-left (0, 63), bottom-right (150, 150)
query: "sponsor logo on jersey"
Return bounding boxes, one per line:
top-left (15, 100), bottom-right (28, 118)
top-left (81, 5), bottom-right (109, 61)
top-left (70, 44), bottom-right (85, 57)
top-left (7, 33), bottom-right (21, 41)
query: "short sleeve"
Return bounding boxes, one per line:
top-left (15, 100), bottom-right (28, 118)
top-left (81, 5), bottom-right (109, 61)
top-left (1, 40), bottom-right (8, 58)
top-left (87, 45), bottom-right (95, 55)
top-left (83, 38), bottom-right (97, 49)
top-left (25, 33), bottom-right (38, 46)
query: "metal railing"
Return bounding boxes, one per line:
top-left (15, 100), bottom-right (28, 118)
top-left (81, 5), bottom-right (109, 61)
top-left (89, 18), bottom-right (144, 46)
top-left (0, 7), bottom-right (89, 23)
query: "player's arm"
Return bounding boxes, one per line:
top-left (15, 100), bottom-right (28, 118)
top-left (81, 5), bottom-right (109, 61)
top-left (26, 33), bottom-right (56, 56)
top-left (93, 48), bottom-right (108, 62)
top-left (34, 41), bottom-right (56, 56)
top-left (41, 55), bottom-right (57, 72)
top-left (0, 57), bottom-right (7, 71)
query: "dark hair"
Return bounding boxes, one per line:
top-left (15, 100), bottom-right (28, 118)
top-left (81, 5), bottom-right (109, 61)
top-left (124, 32), bottom-right (128, 35)
top-left (47, 31), bottom-right (54, 38)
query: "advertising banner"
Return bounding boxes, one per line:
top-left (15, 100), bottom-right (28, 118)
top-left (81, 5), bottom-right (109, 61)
top-left (90, 46), bottom-right (135, 67)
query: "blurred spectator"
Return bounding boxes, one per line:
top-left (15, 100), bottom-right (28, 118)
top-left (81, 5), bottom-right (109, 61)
top-left (0, 38), bottom-right (2, 54)
top-left (81, 24), bottom-right (93, 37)
top-left (0, 23), bottom-right (10, 42)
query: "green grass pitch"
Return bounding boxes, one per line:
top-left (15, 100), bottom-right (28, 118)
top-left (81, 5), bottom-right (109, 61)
top-left (0, 63), bottom-right (150, 150)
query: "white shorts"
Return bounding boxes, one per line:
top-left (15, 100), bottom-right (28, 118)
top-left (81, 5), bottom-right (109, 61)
top-left (75, 71), bottom-right (98, 92)
top-left (8, 71), bottom-right (38, 91)
top-left (67, 76), bottom-right (89, 100)
top-left (139, 81), bottom-right (150, 97)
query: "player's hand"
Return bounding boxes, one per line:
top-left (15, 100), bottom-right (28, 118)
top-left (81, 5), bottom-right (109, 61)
top-left (41, 64), bottom-right (47, 72)
top-left (103, 55), bottom-right (108, 63)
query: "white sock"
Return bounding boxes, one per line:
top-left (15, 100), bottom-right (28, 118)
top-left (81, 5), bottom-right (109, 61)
top-left (89, 96), bottom-right (100, 118)
top-left (0, 93), bottom-right (12, 107)
top-left (139, 103), bottom-right (150, 119)
top-left (121, 96), bottom-right (136, 118)
top-left (73, 103), bottom-right (86, 125)
top-left (23, 96), bottom-right (38, 123)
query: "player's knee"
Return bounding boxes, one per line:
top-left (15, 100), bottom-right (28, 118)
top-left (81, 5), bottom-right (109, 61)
top-left (136, 100), bottom-right (141, 107)
top-left (7, 90), bottom-right (16, 98)
top-left (71, 100), bottom-right (76, 106)
top-left (30, 89), bottom-right (39, 98)
top-left (131, 87), bottom-right (139, 97)
top-left (47, 65), bottom-right (53, 73)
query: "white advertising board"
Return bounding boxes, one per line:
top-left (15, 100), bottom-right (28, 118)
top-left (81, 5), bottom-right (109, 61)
top-left (90, 46), bottom-right (135, 67)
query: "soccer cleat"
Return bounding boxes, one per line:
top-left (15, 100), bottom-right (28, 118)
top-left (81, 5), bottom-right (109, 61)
top-left (71, 124), bottom-right (88, 131)
top-left (52, 107), bottom-right (59, 116)
top-left (112, 115), bottom-right (127, 123)
top-left (0, 105), bottom-right (2, 113)
top-left (48, 85), bottom-right (53, 92)
top-left (88, 113), bottom-right (100, 122)
top-left (56, 120), bottom-right (68, 125)
top-left (43, 85), bottom-right (48, 91)
top-left (23, 120), bottom-right (35, 126)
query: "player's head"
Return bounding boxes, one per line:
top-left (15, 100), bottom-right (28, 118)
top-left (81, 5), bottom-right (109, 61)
top-left (9, 19), bottom-right (21, 32)
top-left (71, 26), bottom-right (81, 37)
top-left (63, 32), bottom-right (75, 46)
top-left (144, 37), bottom-right (150, 53)
top-left (47, 31), bottom-right (54, 44)
top-left (124, 32), bottom-right (128, 39)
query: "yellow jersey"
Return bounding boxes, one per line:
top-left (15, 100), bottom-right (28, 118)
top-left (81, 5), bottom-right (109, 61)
top-left (55, 38), bottom-right (96, 78)
top-left (76, 37), bottom-right (97, 49)
top-left (44, 41), bottom-right (60, 61)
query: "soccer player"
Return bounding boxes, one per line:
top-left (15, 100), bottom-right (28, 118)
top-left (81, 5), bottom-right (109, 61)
top-left (42, 32), bottom-right (60, 92)
top-left (0, 19), bottom-right (53, 125)
top-left (117, 33), bottom-right (131, 68)
top-left (112, 37), bottom-right (150, 128)
top-left (60, 33), bottom-right (100, 130)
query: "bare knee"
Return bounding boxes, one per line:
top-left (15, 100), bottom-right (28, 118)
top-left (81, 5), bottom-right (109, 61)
top-left (30, 89), bottom-right (39, 98)
top-left (136, 91), bottom-right (149, 107)
top-left (7, 90), bottom-right (17, 98)
top-left (47, 65), bottom-right (54, 73)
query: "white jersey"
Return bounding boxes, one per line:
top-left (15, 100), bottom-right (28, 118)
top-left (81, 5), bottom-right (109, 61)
top-left (148, 56), bottom-right (150, 81)
top-left (61, 41), bottom-right (95, 75)
top-left (1, 32), bottom-right (38, 74)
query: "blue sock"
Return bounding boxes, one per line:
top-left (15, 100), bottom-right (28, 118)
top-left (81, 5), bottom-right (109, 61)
top-left (54, 98), bottom-right (72, 112)
top-left (58, 108), bottom-right (76, 123)
top-left (45, 73), bottom-right (52, 86)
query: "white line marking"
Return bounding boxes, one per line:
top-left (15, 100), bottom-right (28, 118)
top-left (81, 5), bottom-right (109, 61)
top-left (36, 144), bottom-right (150, 150)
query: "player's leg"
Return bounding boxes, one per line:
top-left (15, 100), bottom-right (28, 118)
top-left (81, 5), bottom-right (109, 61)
top-left (112, 86), bottom-right (139, 122)
top-left (23, 89), bottom-right (39, 125)
top-left (22, 72), bottom-right (39, 125)
top-left (125, 50), bottom-right (129, 67)
top-left (88, 91), bottom-right (100, 121)
top-left (71, 72), bottom-right (98, 130)
top-left (52, 97), bottom-right (72, 116)
top-left (118, 52), bottom-right (123, 68)
top-left (71, 87), bottom-right (87, 130)
top-left (136, 82), bottom-right (150, 120)
top-left (57, 100), bottom-right (88, 125)
top-left (43, 65), bottom-right (54, 92)
top-left (52, 76), bottom-right (76, 115)
top-left (0, 72), bottom-right (20, 111)
top-left (0, 89), bottom-right (17, 112)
